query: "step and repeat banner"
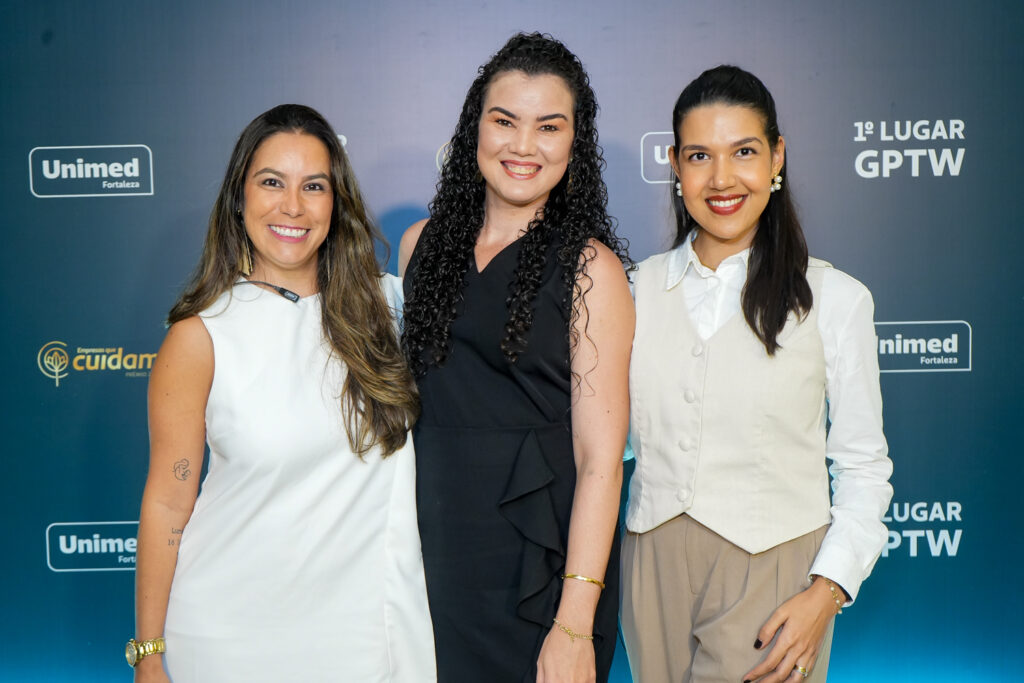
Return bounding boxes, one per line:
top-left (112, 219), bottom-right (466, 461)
top-left (1, 1), bottom-right (1020, 681)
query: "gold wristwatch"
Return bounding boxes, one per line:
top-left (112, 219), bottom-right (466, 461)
top-left (126, 637), bottom-right (166, 667)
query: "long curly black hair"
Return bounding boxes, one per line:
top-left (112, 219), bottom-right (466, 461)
top-left (403, 32), bottom-right (631, 376)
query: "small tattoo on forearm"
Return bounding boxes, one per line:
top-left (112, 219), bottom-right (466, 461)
top-left (173, 459), bottom-right (191, 481)
top-left (167, 538), bottom-right (176, 546)
top-left (172, 527), bottom-right (183, 535)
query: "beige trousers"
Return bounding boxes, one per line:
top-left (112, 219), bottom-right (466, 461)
top-left (621, 515), bottom-right (834, 683)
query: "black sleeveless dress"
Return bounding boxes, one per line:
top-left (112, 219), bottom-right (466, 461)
top-left (405, 235), bottom-right (620, 683)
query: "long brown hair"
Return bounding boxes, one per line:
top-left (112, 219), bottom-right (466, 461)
top-left (169, 104), bottom-right (417, 456)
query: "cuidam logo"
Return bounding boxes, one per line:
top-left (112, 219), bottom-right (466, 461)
top-left (640, 131), bottom-right (674, 184)
top-left (46, 521), bottom-right (138, 572)
top-left (29, 145), bottom-right (154, 197)
top-left (36, 340), bottom-right (156, 387)
top-left (876, 320), bottom-right (971, 373)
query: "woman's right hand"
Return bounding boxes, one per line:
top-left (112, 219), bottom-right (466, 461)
top-left (133, 655), bottom-right (170, 683)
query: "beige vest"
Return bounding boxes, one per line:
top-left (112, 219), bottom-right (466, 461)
top-left (627, 251), bottom-right (833, 553)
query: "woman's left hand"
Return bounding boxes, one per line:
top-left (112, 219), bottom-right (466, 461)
top-left (536, 626), bottom-right (596, 683)
top-left (742, 577), bottom-right (838, 682)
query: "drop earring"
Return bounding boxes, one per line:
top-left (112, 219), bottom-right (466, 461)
top-left (675, 181), bottom-right (682, 197)
top-left (239, 239), bottom-right (253, 277)
top-left (770, 174), bottom-right (783, 192)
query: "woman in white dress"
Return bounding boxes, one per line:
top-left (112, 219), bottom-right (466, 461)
top-left (131, 104), bottom-right (435, 683)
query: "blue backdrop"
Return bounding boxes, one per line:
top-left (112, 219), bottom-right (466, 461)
top-left (2, 1), bottom-right (1021, 680)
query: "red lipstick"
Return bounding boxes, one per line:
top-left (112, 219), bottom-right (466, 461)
top-left (705, 195), bottom-right (746, 216)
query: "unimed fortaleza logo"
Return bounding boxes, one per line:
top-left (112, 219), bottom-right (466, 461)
top-left (46, 521), bottom-right (138, 572)
top-left (875, 320), bottom-right (971, 373)
top-left (37, 340), bottom-right (156, 387)
top-left (640, 131), bottom-right (674, 184)
top-left (29, 144), bottom-right (154, 197)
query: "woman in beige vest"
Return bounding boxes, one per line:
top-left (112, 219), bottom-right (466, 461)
top-left (621, 66), bottom-right (893, 683)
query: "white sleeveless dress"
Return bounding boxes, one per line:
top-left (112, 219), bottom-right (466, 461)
top-left (163, 276), bottom-right (435, 682)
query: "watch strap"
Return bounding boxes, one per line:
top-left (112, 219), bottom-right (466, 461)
top-left (127, 637), bottom-right (166, 667)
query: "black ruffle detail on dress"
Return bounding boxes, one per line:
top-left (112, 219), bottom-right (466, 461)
top-left (497, 429), bottom-right (565, 627)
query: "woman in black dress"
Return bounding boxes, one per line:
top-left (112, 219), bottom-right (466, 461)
top-left (400, 33), bottom-right (634, 683)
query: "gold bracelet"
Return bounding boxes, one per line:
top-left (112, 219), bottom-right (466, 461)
top-left (552, 618), bottom-right (594, 644)
top-left (822, 578), bottom-right (844, 615)
top-left (561, 573), bottom-right (606, 590)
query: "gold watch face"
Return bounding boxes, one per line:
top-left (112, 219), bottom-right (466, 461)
top-left (125, 639), bottom-right (139, 667)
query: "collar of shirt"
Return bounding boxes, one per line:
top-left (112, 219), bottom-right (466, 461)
top-left (663, 234), bottom-right (750, 340)
top-left (664, 233), bottom-right (751, 290)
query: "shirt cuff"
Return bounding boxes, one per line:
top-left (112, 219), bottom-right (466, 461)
top-left (808, 541), bottom-right (867, 605)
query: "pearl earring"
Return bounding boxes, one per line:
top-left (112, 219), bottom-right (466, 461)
top-left (770, 174), bottom-right (783, 193)
top-left (675, 181), bottom-right (682, 197)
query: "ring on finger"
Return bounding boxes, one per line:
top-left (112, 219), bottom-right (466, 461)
top-left (794, 665), bottom-right (809, 678)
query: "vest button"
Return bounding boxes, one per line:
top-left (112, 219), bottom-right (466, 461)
top-left (691, 342), bottom-right (704, 357)
top-left (677, 437), bottom-right (694, 451)
top-left (684, 389), bottom-right (696, 403)
top-left (676, 488), bottom-right (689, 502)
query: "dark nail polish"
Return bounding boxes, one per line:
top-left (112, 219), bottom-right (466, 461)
top-left (743, 680), bottom-right (751, 683)
top-left (753, 639), bottom-right (762, 649)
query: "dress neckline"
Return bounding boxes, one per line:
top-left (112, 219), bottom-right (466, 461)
top-left (473, 233), bottom-right (526, 274)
